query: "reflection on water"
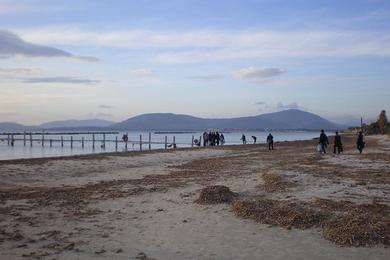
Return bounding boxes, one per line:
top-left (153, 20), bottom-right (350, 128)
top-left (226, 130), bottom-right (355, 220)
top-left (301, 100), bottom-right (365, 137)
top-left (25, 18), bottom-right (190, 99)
top-left (0, 131), bottom-right (320, 160)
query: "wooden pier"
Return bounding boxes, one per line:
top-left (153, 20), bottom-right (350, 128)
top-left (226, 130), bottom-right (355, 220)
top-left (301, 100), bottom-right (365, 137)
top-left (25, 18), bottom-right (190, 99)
top-left (0, 131), bottom-right (202, 152)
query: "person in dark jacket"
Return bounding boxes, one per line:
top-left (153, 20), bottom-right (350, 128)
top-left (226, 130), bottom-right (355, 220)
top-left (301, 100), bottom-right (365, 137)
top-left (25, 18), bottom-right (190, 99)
top-left (319, 129), bottom-right (329, 154)
top-left (266, 133), bottom-right (274, 150)
top-left (333, 131), bottom-right (343, 154)
top-left (356, 131), bottom-right (365, 154)
top-left (251, 136), bottom-right (257, 144)
top-left (240, 134), bottom-right (246, 144)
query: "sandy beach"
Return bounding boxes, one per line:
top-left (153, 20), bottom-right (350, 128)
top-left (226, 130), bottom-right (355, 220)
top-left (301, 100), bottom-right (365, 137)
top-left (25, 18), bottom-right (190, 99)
top-left (0, 134), bottom-right (389, 259)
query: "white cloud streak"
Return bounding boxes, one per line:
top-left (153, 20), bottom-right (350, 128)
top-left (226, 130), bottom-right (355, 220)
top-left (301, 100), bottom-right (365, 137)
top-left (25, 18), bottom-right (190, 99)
top-left (22, 77), bottom-right (100, 85)
top-left (15, 27), bottom-right (390, 63)
top-left (0, 67), bottom-right (37, 76)
top-left (232, 67), bottom-right (285, 79)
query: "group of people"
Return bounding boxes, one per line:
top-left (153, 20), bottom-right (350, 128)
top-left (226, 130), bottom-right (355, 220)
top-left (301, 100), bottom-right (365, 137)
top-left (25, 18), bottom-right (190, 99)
top-left (318, 130), bottom-right (365, 154)
top-left (240, 133), bottom-right (274, 150)
top-left (202, 131), bottom-right (225, 146)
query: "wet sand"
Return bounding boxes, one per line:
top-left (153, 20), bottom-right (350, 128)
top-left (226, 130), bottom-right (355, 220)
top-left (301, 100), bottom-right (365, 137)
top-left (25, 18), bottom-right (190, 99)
top-left (0, 134), bottom-right (389, 259)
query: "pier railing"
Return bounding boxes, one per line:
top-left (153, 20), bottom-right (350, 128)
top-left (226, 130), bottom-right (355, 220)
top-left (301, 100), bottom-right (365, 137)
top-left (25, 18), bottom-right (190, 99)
top-left (0, 132), bottom-right (202, 151)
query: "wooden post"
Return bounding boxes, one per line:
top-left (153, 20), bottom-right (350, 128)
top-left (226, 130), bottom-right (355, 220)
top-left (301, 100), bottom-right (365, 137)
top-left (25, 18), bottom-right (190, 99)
top-left (165, 136), bottom-right (167, 149)
top-left (41, 132), bottom-right (44, 147)
top-left (92, 134), bottom-right (95, 149)
top-left (23, 132), bottom-right (26, 146)
top-left (82, 137), bottom-right (84, 148)
top-left (30, 133), bottom-right (33, 147)
top-left (61, 136), bottom-right (64, 147)
top-left (70, 136), bottom-right (73, 149)
top-left (115, 136), bottom-right (118, 151)
top-left (173, 136), bottom-right (176, 148)
top-left (7, 134), bottom-right (9, 146)
top-left (11, 134), bottom-right (14, 146)
top-left (191, 135), bottom-right (194, 147)
top-left (148, 132), bottom-right (151, 151)
top-left (103, 133), bottom-right (106, 149)
top-left (139, 134), bottom-right (142, 151)
top-left (50, 139), bottom-right (52, 147)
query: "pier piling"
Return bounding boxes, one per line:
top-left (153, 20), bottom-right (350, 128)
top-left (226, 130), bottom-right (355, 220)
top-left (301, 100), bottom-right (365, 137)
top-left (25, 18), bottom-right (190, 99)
top-left (148, 132), bottom-right (151, 151)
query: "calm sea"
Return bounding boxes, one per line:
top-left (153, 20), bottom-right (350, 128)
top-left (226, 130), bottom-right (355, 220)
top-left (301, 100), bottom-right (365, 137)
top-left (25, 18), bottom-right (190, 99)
top-left (0, 130), bottom-right (320, 160)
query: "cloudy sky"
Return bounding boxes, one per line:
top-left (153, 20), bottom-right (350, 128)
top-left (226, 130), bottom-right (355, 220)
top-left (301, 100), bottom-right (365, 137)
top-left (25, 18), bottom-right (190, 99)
top-left (1, 0), bottom-right (389, 125)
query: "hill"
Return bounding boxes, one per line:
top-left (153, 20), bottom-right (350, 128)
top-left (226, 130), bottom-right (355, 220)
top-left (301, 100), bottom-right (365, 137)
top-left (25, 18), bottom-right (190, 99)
top-left (39, 119), bottom-right (114, 129)
top-left (0, 122), bottom-right (38, 131)
top-left (111, 109), bottom-right (343, 131)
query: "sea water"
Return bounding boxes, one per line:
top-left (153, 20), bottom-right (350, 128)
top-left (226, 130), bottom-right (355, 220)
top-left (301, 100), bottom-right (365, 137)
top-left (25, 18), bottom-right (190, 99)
top-left (0, 131), bottom-right (320, 160)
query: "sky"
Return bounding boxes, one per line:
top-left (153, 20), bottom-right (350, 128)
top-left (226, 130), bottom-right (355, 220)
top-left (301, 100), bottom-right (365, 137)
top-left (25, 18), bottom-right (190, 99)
top-left (0, 0), bottom-right (389, 125)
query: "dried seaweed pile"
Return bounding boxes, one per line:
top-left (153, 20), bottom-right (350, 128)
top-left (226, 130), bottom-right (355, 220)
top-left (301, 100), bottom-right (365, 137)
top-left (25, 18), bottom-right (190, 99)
top-left (196, 185), bottom-right (237, 204)
top-left (232, 199), bottom-right (328, 229)
top-left (321, 202), bottom-right (390, 247)
top-left (232, 198), bottom-right (390, 246)
top-left (260, 173), bottom-right (296, 192)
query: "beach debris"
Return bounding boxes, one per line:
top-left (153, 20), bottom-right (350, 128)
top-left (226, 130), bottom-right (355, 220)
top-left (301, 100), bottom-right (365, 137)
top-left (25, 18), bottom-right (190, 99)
top-left (196, 185), bottom-right (237, 204)
top-left (113, 248), bottom-right (123, 253)
top-left (232, 199), bottom-right (327, 229)
top-left (232, 198), bottom-right (390, 246)
top-left (95, 248), bottom-right (106, 254)
top-left (260, 173), bottom-right (296, 192)
top-left (136, 252), bottom-right (156, 260)
top-left (323, 209), bottom-right (390, 246)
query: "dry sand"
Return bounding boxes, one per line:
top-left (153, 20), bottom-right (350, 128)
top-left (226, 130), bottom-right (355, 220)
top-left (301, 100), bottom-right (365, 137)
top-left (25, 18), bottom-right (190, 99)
top-left (0, 134), bottom-right (389, 259)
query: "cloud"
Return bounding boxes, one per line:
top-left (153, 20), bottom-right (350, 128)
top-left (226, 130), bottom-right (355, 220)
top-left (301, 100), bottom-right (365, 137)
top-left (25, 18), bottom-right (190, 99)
top-left (23, 77), bottom-right (100, 85)
top-left (275, 102), bottom-right (306, 111)
top-left (255, 101), bottom-right (306, 113)
top-left (0, 30), bottom-right (98, 61)
top-left (13, 27), bottom-right (390, 63)
top-left (129, 68), bottom-right (154, 77)
top-left (232, 67), bottom-right (285, 79)
top-left (0, 67), bottom-right (37, 76)
top-left (98, 105), bottom-right (113, 109)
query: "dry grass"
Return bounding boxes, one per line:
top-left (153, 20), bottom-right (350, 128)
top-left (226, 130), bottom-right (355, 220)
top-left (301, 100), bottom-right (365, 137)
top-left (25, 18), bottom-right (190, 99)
top-left (196, 185), bottom-right (237, 204)
top-left (232, 197), bottom-right (390, 247)
top-left (260, 173), bottom-right (296, 192)
top-left (232, 199), bottom-right (328, 229)
top-left (323, 212), bottom-right (390, 247)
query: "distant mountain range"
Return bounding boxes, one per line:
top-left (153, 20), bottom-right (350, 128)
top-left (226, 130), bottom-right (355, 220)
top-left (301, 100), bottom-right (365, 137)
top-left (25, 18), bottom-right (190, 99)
top-left (0, 109), bottom-right (345, 131)
top-left (111, 109), bottom-right (344, 130)
top-left (0, 119), bottom-right (113, 131)
top-left (39, 119), bottom-right (114, 129)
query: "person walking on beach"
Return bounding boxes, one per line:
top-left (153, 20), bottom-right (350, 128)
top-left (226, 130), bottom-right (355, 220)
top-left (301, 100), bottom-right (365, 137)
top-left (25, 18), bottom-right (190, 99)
top-left (356, 131), bottom-right (365, 154)
top-left (251, 136), bottom-right (257, 144)
top-left (203, 132), bottom-right (208, 147)
top-left (240, 134), bottom-right (246, 144)
top-left (333, 131), bottom-right (343, 154)
top-left (266, 133), bottom-right (274, 150)
top-left (220, 133), bottom-right (225, 145)
top-left (319, 129), bottom-right (329, 154)
top-left (216, 132), bottom-right (221, 146)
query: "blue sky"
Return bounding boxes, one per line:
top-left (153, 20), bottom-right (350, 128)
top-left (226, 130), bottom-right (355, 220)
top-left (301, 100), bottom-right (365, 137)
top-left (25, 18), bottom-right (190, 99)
top-left (0, 0), bottom-right (389, 125)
